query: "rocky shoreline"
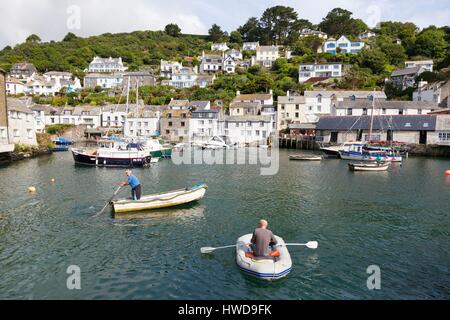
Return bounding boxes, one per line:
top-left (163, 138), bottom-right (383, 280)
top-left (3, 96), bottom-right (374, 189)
top-left (9, 146), bottom-right (52, 161)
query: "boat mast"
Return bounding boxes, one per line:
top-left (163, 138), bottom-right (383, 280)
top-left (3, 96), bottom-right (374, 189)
top-left (368, 88), bottom-right (375, 143)
top-left (123, 76), bottom-right (131, 135)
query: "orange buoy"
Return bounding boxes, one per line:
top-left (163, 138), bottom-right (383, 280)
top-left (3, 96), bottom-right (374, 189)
top-left (445, 170), bottom-right (450, 176)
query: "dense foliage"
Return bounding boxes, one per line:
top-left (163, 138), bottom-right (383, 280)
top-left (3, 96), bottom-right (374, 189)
top-left (0, 6), bottom-right (449, 104)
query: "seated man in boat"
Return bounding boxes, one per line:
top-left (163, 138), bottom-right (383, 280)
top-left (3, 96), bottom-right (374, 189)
top-left (250, 220), bottom-right (278, 257)
top-left (120, 170), bottom-right (142, 200)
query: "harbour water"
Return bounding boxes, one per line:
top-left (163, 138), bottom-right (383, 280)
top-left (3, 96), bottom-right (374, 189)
top-left (0, 150), bottom-right (449, 299)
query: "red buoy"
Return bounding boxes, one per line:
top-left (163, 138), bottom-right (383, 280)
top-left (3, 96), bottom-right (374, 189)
top-left (445, 170), bottom-right (450, 176)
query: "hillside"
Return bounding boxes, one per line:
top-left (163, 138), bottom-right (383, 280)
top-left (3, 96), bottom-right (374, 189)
top-left (0, 31), bottom-right (211, 75)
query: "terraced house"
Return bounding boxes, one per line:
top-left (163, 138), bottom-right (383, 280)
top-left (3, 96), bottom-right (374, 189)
top-left (88, 56), bottom-right (127, 73)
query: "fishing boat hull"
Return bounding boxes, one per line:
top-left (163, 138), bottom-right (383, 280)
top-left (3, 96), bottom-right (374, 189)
top-left (112, 183), bottom-right (208, 213)
top-left (320, 147), bottom-right (342, 158)
top-left (289, 155), bottom-right (322, 161)
top-left (71, 149), bottom-right (151, 167)
top-left (236, 234), bottom-right (292, 280)
top-left (348, 163), bottom-right (389, 171)
top-left (52, 146), bottom-right (69, 152)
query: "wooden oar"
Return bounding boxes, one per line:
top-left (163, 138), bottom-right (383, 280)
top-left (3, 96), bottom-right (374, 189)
top-left (93, 185), bottom-right (122, 217)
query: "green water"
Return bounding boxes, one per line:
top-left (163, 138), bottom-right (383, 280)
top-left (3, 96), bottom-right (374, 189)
top-left (0, 150), bottom-right (449, 299)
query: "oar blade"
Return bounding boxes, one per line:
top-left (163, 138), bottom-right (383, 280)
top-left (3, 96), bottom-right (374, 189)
top-left (200, 247), bottom-right (215, 254)
top-left (306, 241), bottom-right (318, 249)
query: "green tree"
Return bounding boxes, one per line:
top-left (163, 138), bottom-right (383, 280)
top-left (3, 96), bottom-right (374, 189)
top-left (413, 27), bottom-right (448, 59)
top-left (318, 8), bottom-right (367, 37)
top-left (237, 17), bottom-right (261, 42)
top-left (164, 23), bottom-right (181, 37)
top-left (208, 24), bottom-right (227, 42)
top-left (379, 42), bottom-right (407, 66)
top-left (26, 34), bottom-right (41, 43)
top-left (357, 48), bottom-right (389, 75)
top-left (63, 32), bottom-right (78, 41)
top-left (229, 31), bottom-right (243, 45)
top-left (258, 6), bottom-right (299, 45)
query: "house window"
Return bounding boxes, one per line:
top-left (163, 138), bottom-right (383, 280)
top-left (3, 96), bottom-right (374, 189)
top-left (399, 110), bottom-right (404, 115)
top-left (418, 109), bottom-right (422, 114)
top-left (181, 122), bottom-right (185, 127)
top-left (347, 108), bottom-right (353, 115)
top-left (166, 130), bottom-right (170, 134)
top-left (317, 95), bottom-right (322, 103)
top-left (14, 129), bottom-right (19, 137)
top-left (168, 121), bottom-right (173, 127)
top-left (363, 108), bottom-right (368, 115)
top-left (295, 105), bottom-right (299, 110)
top-left (295, 112), bottom-right (299, 118)
top-left (281, 105), bottom-right (285, 111)
top-left (382, 108), bottom-right (387, 115)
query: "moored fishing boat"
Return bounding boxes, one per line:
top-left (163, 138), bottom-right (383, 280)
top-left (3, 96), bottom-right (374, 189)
top-left (112, 183), bottom-right (208, 213)
top-left (348, 162), bottom-right (390, 171)
top-left (71, 139), bottom-right (151, 167)
top-left (339, 143), bottom-right (389, 161)
top-left (236, 234), bottom-right (292, 280)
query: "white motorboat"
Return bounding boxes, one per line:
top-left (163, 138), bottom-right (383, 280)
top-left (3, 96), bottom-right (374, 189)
top-left (348, 162), bottom-right (390, 171)
top-left (236, 234), bottom-right (292, 280)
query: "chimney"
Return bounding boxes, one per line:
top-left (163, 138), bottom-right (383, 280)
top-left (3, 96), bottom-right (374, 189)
top-left (236, 90), bottom-right (240, 96)
top-left (269, 89), bottom-right (273, 96)
top-left (287, 90), bottom-right (290, 97)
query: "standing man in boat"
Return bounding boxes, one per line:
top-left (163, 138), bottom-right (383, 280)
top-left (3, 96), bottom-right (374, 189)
top-left (121, 169), bottom-right (142, 200)
top-left (250, 220), bottom-right (278, 257)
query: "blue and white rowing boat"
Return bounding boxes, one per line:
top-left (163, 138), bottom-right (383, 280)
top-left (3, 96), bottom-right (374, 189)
top-left (236, 234), bottom-right (292, 280)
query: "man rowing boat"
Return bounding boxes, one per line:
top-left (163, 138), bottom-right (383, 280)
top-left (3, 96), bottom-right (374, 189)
top-left (120, 169), bottom-right (141, 200)
top-left (250, 219), bottom-right (278, 257)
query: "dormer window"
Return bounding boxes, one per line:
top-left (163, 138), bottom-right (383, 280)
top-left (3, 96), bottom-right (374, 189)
top-left (350, 95), bottom-right (356, 101)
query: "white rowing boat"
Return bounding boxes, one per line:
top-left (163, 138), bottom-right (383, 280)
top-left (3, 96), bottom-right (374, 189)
top-left (348, 162), bottom-right (389, 171)
top-left (112, 183), bottom-right (207, 213)
top-left (236, 234), bottom-right (292, 280)
top-left (289, 155), bottom-right (322, 161)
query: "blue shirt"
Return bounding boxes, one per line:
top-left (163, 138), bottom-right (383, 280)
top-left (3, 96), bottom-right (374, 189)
top-left (127, 175), bottom-right (140, 189)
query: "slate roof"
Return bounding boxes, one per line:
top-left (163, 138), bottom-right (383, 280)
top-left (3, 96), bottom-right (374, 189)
top-left (391, 66), bottom-right (422, 77)
top-left (304, 90), bottom-right (387, 99)
top-left (337, 100), bottom-right (438, 110)
top-left (7, 98), bottom-right (33, 114)
top-left (316, 115), bottom-right (437, 131)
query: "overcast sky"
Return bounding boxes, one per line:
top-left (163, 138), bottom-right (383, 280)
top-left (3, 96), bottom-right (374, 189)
top-left (1, 0), bottom-right (449, 48)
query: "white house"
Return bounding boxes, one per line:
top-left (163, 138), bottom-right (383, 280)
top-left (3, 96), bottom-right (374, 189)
top-left (233, 90), bottom-right (273, 106)
top-left (30, 104), bottom-right (51, 133)
top-left (299, 62), bottom-right (344, 83)
top-left (124, 106), bottom-right (160, 137)
top-left (413, 80), bottom-right (450, 108)
top-left (162, 67), bottom-right (214, 89)
top-left (7, 98), bottom-right (37, 146)
top-left (252, 46), bottom-right (279, 68)
top-left (220, 115), bottom-right (273, 146)
top-left (335, 99), bottom-right (438, 116)
top-left (160, 60), bottom-right (183, 78)
top-left (304, 90), bottom-right (387, 122)
top-left (5, 77), bottom-right (25, 95)
top-left (211, 43), bottom-right (229, 51)
top-left (43, 71), bottom-right (72, 82)
top-left (299, 28), bottom-right (328, 39)
top-left (405, 60), bottom-right (433, 72)
top-left (223, 55), bottom-right (237, 73)
top-left (88, 56), bottom-right (127, 73)
top-left (199, 53), bottom-right (224, 74)
top-left (322, 36), bottom-right (365, 54)
top-left (101, 104), bottom-right (128, 128)
top-left (189, 109), bottom-right (221, 140)
top-left (24, 76), bottom-right (62, 96)
top-left (358, 31), bottom-right (377, 40)
top-left (84, 73), bottom-right (123, 89)
top-left (225, 49), bottom-right (242, 60)
top-left (242, 42), bottom-right (259, 51)
top-left (57, 106), bottom-right (101, 128)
